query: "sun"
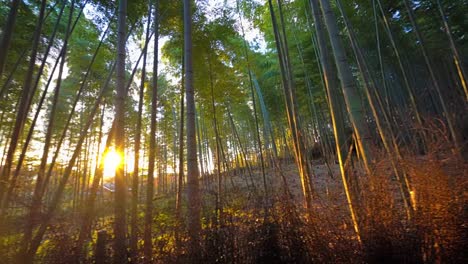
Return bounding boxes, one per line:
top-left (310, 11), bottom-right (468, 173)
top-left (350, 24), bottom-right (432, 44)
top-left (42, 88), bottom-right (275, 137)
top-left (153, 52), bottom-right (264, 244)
top-left (103, 149), bottom-right (122, 179)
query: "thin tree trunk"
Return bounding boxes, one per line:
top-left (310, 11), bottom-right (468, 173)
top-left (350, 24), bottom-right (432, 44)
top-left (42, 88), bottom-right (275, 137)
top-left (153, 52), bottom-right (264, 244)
top-left (207, 52), bottom-right (224, 225)
top-left (144, 0), bottom-right (158, 260)
top-left (236, 1), bottom-right (268, 205)
top-left (373, 0), bottom-right (392, 123)
top-left (184, 0), bottom-right (201, 258)
top-left (0, 48), bottom-right (59, 213)
top-left (436, 0), bottom-right (468, 101)
top-left (0, 1), bottom-right (82, 101)
top-left (279, 0), bottom-right (314, 202)
top-left (337, 0), bottom-right (413, 220)
top-left (22, 41), bottom-right (117, 264)
top-left (21, 1), bottom-right (75, 253)
top-left (41, 22), bottom-right (134, 202)
top-left (268, 0), bottom-right (313, 212)
top-left (75, 121), bottom-right (114, 263)
top-left (0, 1), bottom-right (89, 212)
top-left (318, 0), bottom-right (372, 172)
top-left (80, 134), bottom-right (92, 209)
top-left (175, 56), bottom-right (185, 252)
top-left (63, 23), bottom-right (141, 264)
top-left (113, 0), bottom-right (128, 262)
top-left (289, 11), bottom-right (333, 176)
top-left (196, 111), bottom-right (206, 178)
top-left (0, 0), bottom-right (20, 80)
top-left (311, 0), bottom-right (361, 241)
top-left (374, 0), bottom-right (425, 129)
top-left (401, 0), bottom-right (460, 151)
top-left (130, 3), bottom-right (151, 259)
top-left (308, 0), bottom-right (347, 164)
top-left (0, 0), bottom-right (47, 206)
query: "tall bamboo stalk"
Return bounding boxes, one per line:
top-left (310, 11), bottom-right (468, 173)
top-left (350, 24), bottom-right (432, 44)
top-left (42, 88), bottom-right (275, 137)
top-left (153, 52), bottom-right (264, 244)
top-left (236, 0), bottom-right (269, 205)
top-left (337, 0), bottom-right (413, 219)
top-left (318, 0), bottom-right (373, 174)
top-left (184, 0), bottom-right (202, 258)
top-left (435, 0), bottom-right (468, 101)
top-left (401, 0), bottom-right (459, 151)
top-left (113, 0), bottom-right (128, 260)
top-left (268, 0), bottom-right (313, 212)
top-left (144, 0), bottom-right (158, 260)
top-left (131, 3), bottom-right (151, 258)
top-left (0, 0), bottom-right (47, 206)
top-left (0, 0), bottom-right (20, 80)
top-left (21, 1), bottom-right (75, 256)
top-left (208, 52), bottom-right (224, 224)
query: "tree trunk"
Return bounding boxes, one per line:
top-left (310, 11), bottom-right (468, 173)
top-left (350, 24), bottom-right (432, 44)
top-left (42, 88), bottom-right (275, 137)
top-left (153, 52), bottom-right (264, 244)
top-left (0, 1), bottom-right (88, 213)
top-left (268, 0), bottom-right (313, 212)
top-left (0, 0), bottom-right (47, 207)
top-left (114, 0), bottom-right (128, 262)
top-left (175, 56), bottom-right (185, 252)
top-left (0, 1), bottom-right (87, 101)
top-left (308, 0), bottom-right (347, 165)
top-left (184, 0), bottom-right (202, 258)
top-left (374, 0), bottom-right (424, 130)
top-left (0, 0), bottom-right (20, 80)
top-left (130, 3), bottom-right (151, 259)
top-left (337, 0), bottom-right (413, 231)
top-left (95, 230), bottom-right (108, 264)
top-left (318, 0), bottom-right (372, 172)
top-left (144, 0), bottom-right (158, 261)
top-left (208, 52), bottom-right (224, 224)
top-left (227, 107), bottom-right (257, 193)
top-left (236, 1), bottom-right (268, 204)
top-left (436, 0), bottom-right (468, 101)
top-left (22, 0), bottom-right (75, 252)
top-left (401, 0), bottom-right (459, 151)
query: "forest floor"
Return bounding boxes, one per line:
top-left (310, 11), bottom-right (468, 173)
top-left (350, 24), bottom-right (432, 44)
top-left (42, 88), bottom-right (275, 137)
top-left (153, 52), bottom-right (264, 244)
top-left (2, 154), bottom-right (465, 263)
top-left (201, 152), bottom-right (467, 263)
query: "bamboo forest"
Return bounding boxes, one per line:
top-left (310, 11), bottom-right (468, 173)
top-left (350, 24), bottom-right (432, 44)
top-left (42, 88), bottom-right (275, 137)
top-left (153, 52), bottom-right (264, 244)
top-left (0, 0), bottom-right (467, 263)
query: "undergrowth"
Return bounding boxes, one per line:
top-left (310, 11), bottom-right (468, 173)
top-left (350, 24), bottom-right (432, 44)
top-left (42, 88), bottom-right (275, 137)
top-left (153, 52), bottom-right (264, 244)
top-left (1, 124), bottom-right (466, 264)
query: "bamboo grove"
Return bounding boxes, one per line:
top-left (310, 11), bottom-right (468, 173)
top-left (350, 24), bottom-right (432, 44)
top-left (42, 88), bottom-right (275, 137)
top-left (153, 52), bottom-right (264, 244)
top-left (0, 0), bottom-right (466, 263)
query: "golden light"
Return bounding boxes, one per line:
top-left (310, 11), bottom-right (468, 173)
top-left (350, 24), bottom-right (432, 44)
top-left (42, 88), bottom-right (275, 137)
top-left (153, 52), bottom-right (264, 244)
top-left (103, 149), bottom-right (122, 179)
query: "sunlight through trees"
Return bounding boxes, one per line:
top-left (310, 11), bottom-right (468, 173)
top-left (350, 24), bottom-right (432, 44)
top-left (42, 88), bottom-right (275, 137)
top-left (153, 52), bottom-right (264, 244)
top-left (0, 0), bottom-right (466, 263)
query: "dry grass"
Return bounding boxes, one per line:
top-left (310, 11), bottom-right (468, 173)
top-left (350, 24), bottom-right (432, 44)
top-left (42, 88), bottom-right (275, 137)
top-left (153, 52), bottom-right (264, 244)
top-left (3, 120), bottom-right (466, 263)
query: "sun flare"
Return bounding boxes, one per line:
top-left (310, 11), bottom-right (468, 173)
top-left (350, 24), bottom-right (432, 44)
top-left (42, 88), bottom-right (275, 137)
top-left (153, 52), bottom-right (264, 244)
top-left (103, 149), bottom-right (122, 179)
